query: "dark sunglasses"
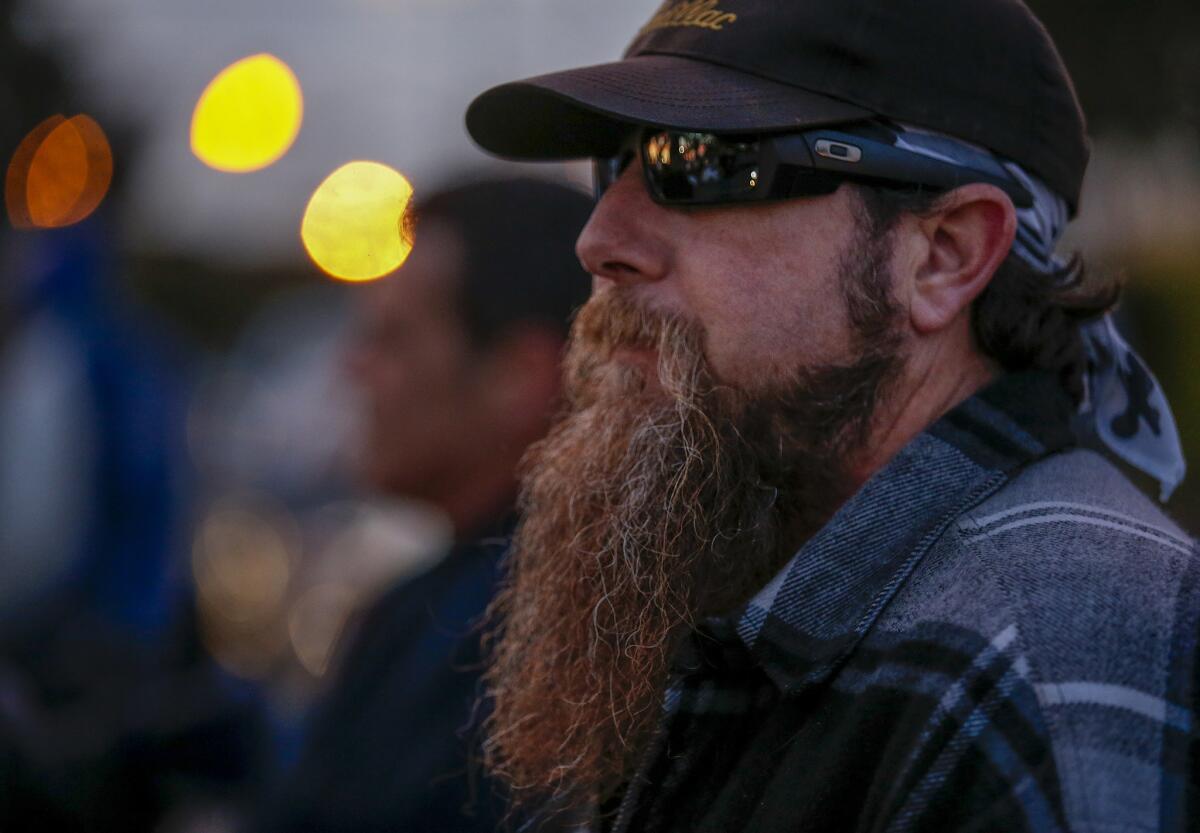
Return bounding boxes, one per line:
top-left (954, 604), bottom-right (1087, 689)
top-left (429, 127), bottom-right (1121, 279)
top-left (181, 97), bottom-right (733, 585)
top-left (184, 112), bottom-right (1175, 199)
top-left (594, 122), bottom-right (1033, 209)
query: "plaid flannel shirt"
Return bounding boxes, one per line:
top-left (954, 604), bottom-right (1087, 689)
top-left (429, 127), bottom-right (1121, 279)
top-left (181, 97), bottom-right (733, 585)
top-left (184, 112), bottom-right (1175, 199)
top-left (601, 371), bottom-right (1199, 833)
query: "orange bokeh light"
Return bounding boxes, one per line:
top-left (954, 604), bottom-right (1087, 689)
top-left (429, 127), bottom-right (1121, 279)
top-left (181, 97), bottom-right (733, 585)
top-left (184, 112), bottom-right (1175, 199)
top-left (5, 114), bottom-right (113, 230)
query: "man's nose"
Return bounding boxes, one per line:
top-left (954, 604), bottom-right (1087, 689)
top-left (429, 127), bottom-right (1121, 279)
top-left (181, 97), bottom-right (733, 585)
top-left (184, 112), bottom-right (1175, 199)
top-left (575, 164), bottom-right (672, 288)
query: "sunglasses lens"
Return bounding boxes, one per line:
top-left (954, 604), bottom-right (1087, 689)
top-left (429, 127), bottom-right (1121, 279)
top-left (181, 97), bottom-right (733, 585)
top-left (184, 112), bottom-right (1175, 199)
top-left (592, 157), bottom-right (619, 200)
top-left (593, 140), bottom-right (639, 200)
top-left (642, 131), bottom-right (763, 204)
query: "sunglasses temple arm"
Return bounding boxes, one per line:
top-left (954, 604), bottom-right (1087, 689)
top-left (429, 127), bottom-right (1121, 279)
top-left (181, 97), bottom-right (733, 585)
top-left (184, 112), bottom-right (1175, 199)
top-left (775, 131), bottom-right (1033, 208)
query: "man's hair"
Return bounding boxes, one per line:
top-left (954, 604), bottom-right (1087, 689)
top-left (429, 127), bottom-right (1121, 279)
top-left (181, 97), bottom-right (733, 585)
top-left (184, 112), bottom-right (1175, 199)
top-left (413, 177), bottom-right (594, 349)
top-left (855, 185), bottom-right (1121, 401)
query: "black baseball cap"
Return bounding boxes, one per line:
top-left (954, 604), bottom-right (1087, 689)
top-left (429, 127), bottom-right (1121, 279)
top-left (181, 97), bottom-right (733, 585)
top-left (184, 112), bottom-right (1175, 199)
top-left (466, 0), bottom-right (1090, 213)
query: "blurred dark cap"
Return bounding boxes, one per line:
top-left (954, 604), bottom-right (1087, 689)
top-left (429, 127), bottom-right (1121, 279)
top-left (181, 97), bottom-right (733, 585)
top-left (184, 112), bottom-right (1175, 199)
top-left (466, 0), bottom-right (1090, 211)
top-left (417, 177), bottom-right (593, 347)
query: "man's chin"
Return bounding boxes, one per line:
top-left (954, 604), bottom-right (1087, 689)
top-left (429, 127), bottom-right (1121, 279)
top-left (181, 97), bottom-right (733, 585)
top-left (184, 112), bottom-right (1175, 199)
top-left (580, 353), bottom-right (668, 403)
top-left (612, 346), bottom-right (665, 393)
top-left (610, 344), bottom-right (657, 366)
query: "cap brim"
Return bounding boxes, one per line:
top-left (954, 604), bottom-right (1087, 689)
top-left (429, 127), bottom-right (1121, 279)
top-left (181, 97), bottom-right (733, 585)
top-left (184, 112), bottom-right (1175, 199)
top-left (466, 54), bottom-right (875, 160)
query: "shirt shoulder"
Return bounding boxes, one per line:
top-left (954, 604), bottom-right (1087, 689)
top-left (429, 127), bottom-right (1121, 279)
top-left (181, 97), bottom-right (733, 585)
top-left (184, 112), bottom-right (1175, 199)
top-left (954, 448), bottom-right (1195, 673)
top-left (879, 448), bottom-right (1199, 832)
top-left (962, 446), bottom-right (1193, 555)
top-left (885, 447), bottom-right (1195, 648)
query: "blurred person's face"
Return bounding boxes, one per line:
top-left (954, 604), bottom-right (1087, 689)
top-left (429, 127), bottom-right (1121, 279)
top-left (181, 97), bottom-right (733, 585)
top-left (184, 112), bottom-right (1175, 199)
top-left (346, 220), bottom-right (488, 506)
top-left (485, 167), bottom-right (913, 808)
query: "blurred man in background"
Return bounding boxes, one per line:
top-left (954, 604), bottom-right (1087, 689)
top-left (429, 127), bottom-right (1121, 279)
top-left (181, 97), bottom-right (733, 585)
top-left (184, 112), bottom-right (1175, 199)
top-left (257, 177), bottom-right (593, 833)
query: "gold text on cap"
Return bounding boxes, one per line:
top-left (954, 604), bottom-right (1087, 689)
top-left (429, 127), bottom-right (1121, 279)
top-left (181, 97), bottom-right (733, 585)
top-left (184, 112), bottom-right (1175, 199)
top-left (639, 0), bottom-right (738, 35)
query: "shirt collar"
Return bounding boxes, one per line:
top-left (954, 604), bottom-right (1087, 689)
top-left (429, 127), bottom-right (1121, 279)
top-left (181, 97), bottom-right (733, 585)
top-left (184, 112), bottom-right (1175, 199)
top-left (698, 371), bottom-right (1077, 694)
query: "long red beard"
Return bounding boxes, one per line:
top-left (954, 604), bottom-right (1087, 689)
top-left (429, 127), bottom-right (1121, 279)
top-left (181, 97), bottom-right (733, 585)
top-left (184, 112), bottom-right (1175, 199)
top-left (483, 255), bottom-right (903, 814)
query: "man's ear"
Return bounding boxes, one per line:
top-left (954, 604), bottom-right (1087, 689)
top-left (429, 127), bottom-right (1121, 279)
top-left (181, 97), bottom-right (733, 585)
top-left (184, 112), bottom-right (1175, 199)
top-left (908, 184), bottom-right (1017, 335)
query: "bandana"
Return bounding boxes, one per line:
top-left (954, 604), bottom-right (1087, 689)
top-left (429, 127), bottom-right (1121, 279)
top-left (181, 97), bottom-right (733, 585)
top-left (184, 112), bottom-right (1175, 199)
top-left (893, 125), bottom-right (1186, 501)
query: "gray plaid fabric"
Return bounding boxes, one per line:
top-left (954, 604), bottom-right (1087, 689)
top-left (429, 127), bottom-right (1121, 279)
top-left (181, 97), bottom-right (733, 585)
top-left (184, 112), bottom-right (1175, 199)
top-left (602, 371), bottom-right (1199, 833)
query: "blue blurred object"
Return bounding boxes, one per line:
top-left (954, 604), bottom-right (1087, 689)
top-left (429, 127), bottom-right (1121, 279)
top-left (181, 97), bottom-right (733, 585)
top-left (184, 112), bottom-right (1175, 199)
top-left (0, 219), bottom-right (186, 639)
top-left (0, 220), bottom-right (271, 831)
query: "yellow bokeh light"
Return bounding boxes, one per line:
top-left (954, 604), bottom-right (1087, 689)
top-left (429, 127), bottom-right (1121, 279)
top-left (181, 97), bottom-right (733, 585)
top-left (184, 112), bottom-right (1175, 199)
top-left (6, 114), bottom-right (113, 230)
top-left (190, 53), bottom-right (303, 173)
top-left (300, 161), bottom-right (415, 283)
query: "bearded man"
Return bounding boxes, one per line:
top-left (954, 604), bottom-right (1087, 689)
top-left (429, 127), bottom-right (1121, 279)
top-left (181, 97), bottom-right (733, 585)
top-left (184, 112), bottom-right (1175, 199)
top-left (464, 1), bottom-right (1198, 831)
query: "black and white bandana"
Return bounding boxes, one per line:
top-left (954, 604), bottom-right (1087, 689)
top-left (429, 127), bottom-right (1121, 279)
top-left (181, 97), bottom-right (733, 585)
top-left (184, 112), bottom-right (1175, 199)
top-left (894, 125), bottom-right (1186, 500)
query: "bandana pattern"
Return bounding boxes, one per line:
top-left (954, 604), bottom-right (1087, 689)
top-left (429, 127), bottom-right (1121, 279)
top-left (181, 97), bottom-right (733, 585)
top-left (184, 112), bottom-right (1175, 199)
top-left (894, 124), bottom-right (1186, 500)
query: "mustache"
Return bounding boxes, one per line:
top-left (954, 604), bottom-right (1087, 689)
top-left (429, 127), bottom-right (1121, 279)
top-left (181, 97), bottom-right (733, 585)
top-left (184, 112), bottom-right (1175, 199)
top-left (573, 291), bottom-right (671, 352)
top-left (569, 291), bottom-right (718, 404)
